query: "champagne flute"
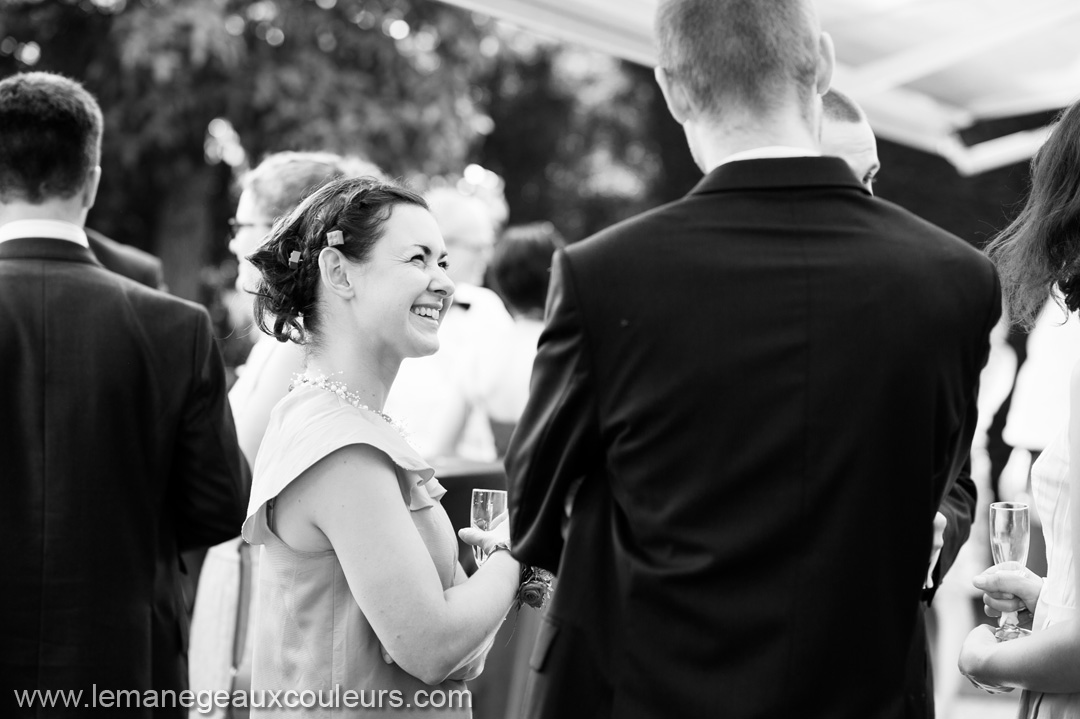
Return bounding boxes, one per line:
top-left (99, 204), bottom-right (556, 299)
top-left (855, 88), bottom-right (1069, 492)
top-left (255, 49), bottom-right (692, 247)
top-left (470, 488), bottom-right (507, 566)
top-left (988, 501), bottom-right (1031, 642)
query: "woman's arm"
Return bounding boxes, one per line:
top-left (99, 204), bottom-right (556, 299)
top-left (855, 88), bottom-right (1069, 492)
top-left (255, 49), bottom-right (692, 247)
top-left (275, 444), bottom-right (519, 686)
top-left (960, 621), bottom-right (1080, 692)
top-left (959, 359), bottom-right (1080, 692)
top-left (445, 562), bottom-right (500, 681)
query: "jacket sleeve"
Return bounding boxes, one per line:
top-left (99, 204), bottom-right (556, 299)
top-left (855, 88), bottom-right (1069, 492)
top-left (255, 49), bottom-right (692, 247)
top-left (927, 267), bottom-right (1001, 602)
top-left (505, 249), bottom-right (604, 573)
top-left (170, 308), bottom-right (250, 551)
top-left (925, 457), bottom-right (977, 604)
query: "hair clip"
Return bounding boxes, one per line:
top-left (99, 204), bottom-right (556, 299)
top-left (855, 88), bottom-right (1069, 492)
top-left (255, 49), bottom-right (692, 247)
top-left (288, 250), bottom-right (302, 270)
top-left (327, 230), bottom-right (345, 247)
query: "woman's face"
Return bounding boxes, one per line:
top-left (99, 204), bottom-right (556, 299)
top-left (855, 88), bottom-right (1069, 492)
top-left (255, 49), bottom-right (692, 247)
top-left (344, 204), bottom-right (455, 363)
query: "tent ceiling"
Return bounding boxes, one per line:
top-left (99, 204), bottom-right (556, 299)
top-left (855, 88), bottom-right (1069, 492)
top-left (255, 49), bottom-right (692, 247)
top-left (433, 0), bottom-right (1080, 175)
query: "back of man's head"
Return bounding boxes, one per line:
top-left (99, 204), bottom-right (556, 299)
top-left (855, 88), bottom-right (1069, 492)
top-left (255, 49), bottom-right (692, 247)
top-left (822, 88), bottom-right (864, 125)
top-left (241, 151), bottom-right (384, 221)
top-left (655, 0), bottom-right (820, 120)
top-left (490, 222), bottom-right (566, 318)
top-left (0, 72), bottom-right (102, 204)
top-left (821, 88), bottom-right (880, 192)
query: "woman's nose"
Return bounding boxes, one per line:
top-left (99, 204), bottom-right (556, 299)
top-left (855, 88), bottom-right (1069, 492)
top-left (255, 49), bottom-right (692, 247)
top-left (431, 267), bottom-right (455, 297)
top-left (429, 262), bottom-right (455, 295)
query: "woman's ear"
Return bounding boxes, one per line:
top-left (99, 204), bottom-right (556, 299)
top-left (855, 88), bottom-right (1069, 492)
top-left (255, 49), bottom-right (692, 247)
top-left (318, 247), bottom-right (355, 299)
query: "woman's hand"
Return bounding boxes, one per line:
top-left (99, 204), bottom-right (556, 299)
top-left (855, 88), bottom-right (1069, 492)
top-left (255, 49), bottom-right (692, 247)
top-left (458, 511), bottom-right (511, 562)
top-left (973, 563), bottom-right (1043, 618)
top-left (958, 624), bottom-right (1012, 693)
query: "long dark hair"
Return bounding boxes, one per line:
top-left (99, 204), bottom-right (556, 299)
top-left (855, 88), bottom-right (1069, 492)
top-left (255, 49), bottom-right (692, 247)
top-left (986, 99), bottom-right (1080, 328)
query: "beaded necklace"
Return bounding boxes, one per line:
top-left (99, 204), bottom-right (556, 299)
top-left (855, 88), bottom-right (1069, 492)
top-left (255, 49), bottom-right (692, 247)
top-left (291, 373), bottom-right (410, 438)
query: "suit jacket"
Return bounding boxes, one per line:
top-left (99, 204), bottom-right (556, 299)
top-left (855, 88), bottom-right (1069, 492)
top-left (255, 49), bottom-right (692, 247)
top-left (906, 462), bottom-right (977, 718)
top-left (506, 157), bottom-right (1000, 719)
top-left (86, 227), bottom-right (167, 290)
top-left (0, 238), bottom-right (248, 717)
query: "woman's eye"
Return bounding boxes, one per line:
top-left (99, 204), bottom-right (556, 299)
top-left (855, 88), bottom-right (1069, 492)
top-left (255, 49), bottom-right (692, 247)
top-left (411, 254), bottom-right (426, 264)
top-left (439, 260), bottom-right (450, 270)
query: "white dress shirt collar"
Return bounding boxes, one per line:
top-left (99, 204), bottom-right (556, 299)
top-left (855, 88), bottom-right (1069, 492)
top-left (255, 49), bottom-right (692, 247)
top-left (715, 145), bottom-right (821, 169)
top-left (0, 219), bottom-right (89, 247)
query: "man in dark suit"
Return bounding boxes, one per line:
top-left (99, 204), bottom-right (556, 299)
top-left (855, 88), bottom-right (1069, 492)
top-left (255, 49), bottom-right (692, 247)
top-left (504, 3), bottom-right (1000, 718)
top-left (86, 226), bottom-right (167, 290)
top-left (0, 72), bottom-right (247, 716)
top-left (822, 86), bottom-right (979, 717)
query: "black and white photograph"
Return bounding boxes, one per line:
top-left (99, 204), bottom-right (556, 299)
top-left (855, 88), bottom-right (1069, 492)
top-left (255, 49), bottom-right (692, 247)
top-left (2, 1), bottom-right (1080, 717)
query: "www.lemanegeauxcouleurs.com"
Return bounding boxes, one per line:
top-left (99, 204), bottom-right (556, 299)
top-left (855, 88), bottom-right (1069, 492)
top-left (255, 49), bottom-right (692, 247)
top-left (13, 685), bottom-right (472, 713)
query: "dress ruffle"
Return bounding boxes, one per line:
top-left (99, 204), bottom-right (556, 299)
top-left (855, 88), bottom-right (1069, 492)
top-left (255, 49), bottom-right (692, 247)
top-left (243, 384), bottom-right (444, 544)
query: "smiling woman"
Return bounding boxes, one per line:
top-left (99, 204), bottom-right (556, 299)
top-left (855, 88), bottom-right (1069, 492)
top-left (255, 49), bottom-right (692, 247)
top-left (241, 177), bottom-right (520, 717)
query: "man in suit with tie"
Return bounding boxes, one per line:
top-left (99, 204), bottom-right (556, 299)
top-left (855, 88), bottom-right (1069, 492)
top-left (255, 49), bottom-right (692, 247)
top-left (0, 71), bottom-right (248, 717)
top-left (505, 2), bottom-right (1000, 718)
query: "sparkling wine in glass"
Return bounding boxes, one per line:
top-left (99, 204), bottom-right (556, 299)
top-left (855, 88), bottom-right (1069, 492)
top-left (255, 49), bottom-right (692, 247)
top-left (470, 488), bottom-right (507, 565)
top-left (989, 501), bottom-right (1030, 642)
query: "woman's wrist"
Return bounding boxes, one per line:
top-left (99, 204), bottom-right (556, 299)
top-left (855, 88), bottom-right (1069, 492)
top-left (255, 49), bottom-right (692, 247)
top-left (481, 546), bottom-right (522, 593)
top-left (979, 637), bottom-right (1030, 689)
top-left (483, 544), bottom-right (519, 569)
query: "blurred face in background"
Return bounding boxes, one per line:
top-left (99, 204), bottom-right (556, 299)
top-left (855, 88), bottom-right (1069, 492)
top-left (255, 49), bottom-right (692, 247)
top-left (821, 114), bottom-right (880, 193)
top-left (229, 188), bottom-right (274, 296)
top-left (227, 188), bottom-right (275, 329)
top-left (443, 226), bottom-right (494, 287)
top-left (426, 191), bottom-right (496, 287)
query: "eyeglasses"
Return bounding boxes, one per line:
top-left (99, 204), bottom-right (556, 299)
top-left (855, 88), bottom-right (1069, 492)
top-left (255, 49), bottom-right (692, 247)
top-left (228, 218), bottom-right (268, 239)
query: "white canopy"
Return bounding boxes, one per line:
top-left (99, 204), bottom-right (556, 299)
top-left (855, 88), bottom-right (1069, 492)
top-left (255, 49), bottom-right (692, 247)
top-left (434, 0), bottom-right (1080, 175)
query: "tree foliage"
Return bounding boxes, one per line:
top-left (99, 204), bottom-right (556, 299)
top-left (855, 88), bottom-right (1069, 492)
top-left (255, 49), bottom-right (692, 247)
top-left (0, 0), bottom-right (695, 305)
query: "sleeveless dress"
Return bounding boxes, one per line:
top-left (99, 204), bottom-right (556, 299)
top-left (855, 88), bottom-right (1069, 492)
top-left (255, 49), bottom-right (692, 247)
top-left (1019, 428), bottom-right (1080, 718)
top-left (242, 384), bottom-right (473, 717)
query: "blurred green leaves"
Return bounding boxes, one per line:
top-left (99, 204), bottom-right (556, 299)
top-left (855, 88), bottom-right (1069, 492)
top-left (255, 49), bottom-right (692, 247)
top-left (0, 0), bottom-right (694, 301)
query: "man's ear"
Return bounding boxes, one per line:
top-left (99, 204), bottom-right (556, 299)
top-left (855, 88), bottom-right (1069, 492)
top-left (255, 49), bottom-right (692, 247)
top-left (318, 247), bottom-right (355, 299)
top-left (816, 31), bottom-right (836, 96)
top-left (81, 166), bottom-right (101, 210)
top-left (654, 66), bottom-right (694, 125)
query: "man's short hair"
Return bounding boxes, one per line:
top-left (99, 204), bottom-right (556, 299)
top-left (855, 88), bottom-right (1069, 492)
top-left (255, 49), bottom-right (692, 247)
top-left (490, 222), bottom-right (566, 316)
top-left (424, 187), bottom-right (497, 247)
top-left (241, 151), bottom-right (383, 221)
top-left (0, 72), bottom-right (103, 203)
top-left (655, 0), bottom-right (819, 118)
top-left (823, 88), bottom-right (864, 125)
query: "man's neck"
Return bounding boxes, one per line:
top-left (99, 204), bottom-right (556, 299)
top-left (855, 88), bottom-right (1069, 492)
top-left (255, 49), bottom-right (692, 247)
top-left (689, 108), bottom-right (822, 174)
top-left (0, 199), bottom-right (88, 227)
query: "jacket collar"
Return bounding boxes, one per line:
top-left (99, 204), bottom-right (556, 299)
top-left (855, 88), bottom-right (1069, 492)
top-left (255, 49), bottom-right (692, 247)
top-left (689, 156), bottom-right (871, 197)
top-left (0, 237), bottom-right (104, 269)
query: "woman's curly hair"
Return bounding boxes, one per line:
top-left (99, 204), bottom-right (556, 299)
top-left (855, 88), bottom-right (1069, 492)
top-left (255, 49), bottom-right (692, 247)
top-left (986, 100), bottom-right (1080, 328)
top-left (248, 176), bottom-right (427, 345)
